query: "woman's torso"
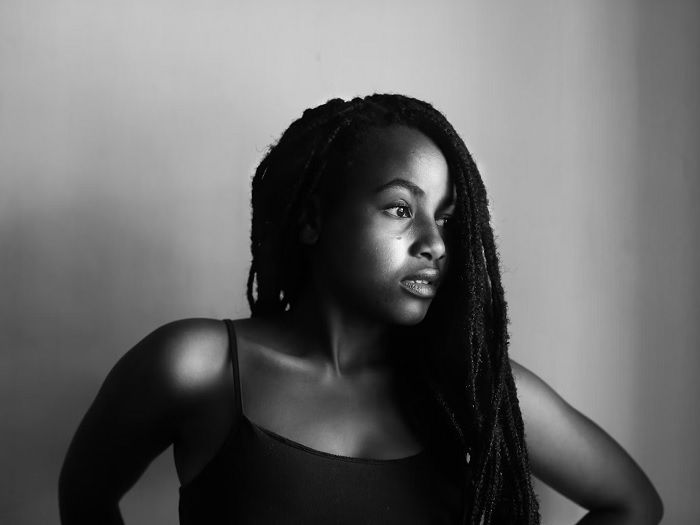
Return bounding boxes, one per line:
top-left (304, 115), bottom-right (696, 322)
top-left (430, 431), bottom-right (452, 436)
top-left (175, 318), bottom-right (465, 523)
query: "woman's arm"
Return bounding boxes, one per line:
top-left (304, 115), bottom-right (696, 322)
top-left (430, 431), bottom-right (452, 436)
top-left (58, 318), bottom-right (227, 524)
top-left (511, 360), bottom-right (663, 525)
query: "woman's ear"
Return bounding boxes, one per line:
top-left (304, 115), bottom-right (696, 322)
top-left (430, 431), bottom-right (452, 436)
top-left (298, 195), bottom-right (322, 245)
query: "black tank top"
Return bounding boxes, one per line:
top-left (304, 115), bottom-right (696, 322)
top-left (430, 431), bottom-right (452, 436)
top-left (178, 319), bottom-right (464, 524)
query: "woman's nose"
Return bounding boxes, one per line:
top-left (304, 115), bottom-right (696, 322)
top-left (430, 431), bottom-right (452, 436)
top-left (411, 214), bottom-right (447, 261)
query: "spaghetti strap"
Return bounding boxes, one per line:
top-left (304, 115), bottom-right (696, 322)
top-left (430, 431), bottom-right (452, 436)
top-left (223, 319), bottom-right (243, 415)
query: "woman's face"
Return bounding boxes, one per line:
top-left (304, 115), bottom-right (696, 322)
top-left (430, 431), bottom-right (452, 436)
top-left (310, 125), bottom-right (455, 325)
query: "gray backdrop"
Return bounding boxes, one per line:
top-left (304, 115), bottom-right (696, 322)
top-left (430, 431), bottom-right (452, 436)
top-left (2, 1), bottom-right (698, 523)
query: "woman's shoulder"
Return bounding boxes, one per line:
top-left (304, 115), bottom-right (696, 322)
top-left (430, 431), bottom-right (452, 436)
top-left (142, 315), bottom-right (293, 382)
top-left (110, 317), bottom-right (245, 405)
top-left (58, 318), bottom-right (249, 499)
top-left (139, 317), bottom-right (230, 373)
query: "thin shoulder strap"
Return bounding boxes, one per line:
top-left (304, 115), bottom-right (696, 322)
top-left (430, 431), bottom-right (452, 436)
top-left (223, 319), bottom-right (243, 415)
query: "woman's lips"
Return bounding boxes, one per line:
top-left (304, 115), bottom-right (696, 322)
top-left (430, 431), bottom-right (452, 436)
top-left (400, 279), bottom-right (437, 298)
top-left (400, 268), bottom-right (440, 298)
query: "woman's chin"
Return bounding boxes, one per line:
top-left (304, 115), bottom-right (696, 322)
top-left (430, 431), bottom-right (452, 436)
top-left (390, 301), bottom-right (432, 326)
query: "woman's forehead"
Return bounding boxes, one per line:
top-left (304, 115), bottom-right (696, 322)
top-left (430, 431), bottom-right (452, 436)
top-left (330, 125), bottom-right (453, 199)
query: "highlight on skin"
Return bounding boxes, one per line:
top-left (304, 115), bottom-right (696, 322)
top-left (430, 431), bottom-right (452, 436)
top-left (246, 94), bottom-right (540, 524)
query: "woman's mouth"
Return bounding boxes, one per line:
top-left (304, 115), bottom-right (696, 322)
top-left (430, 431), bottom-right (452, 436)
top-left (400, 279), bottom-right (437, 298)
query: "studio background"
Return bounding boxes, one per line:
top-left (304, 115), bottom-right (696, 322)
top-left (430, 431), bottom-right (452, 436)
top-left (2, 1), bottom-right (698, 523)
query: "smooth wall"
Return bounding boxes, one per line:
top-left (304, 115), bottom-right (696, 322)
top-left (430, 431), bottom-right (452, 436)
top-left (1, 1), bottom-right (698, 523)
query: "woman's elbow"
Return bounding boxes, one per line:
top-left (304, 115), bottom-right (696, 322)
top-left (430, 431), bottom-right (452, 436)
top-left (58, 464), bottom-right (124, 525)
top-left (646, 488), bottom-right (664, 525)
top-left (622, 483), bottom-right (664, 525)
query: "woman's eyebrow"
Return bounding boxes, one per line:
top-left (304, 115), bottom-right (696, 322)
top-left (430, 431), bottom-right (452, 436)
top-left (441, 199), bottom-right (456, 211)
top-left (373, 178), bottom-right (424, 197)
top-left (374, 178), bottom-right (455, 209)
top-left (441, 189), bottom-right (456, 210)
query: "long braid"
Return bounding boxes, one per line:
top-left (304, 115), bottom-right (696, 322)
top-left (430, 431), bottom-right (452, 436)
top-left (402, 98), bottom-right (537, 522)
top-left (246, 94), bottom-right (539, 524)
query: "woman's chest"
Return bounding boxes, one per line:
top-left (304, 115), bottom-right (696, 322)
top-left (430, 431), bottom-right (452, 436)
top-left (239, 355), bottom-right (423, 460)
top-left (180, 417), bottom-right (465, 525)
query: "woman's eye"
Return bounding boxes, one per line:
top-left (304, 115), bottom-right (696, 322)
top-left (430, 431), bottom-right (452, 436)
top-left (385, 205), bottom-right (413, 219)
top-left (436, 216), bottom-right (452, 228)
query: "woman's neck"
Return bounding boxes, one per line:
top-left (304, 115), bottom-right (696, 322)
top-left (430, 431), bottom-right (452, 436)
top-left (281, 287), bottom-right (394, 376)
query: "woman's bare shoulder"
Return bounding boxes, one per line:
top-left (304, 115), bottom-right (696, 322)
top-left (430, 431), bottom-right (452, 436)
top-left (121, 317), bottom-right (242, 397)
top-left (92, 317), bottom-right (246, 418)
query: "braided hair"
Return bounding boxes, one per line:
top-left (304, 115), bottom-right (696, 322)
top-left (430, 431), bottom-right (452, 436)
top-left (246, 94), bottom-right (540, 524)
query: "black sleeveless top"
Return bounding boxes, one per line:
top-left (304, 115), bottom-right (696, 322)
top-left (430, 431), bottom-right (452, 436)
top-left (178, 319), bottom-right (464, 524)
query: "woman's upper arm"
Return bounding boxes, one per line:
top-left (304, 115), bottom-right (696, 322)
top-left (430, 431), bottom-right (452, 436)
top-left (510, 359), bottom-right (663, 522)
top-left (59, 318), bottom-right (228, 512)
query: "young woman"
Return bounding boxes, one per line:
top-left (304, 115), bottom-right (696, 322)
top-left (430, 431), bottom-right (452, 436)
top-left (59, 94), bottom-right (663, 524)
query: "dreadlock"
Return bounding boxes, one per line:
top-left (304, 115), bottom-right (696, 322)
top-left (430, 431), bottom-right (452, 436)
top-left (245, 94), bottom-right (540, 524)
